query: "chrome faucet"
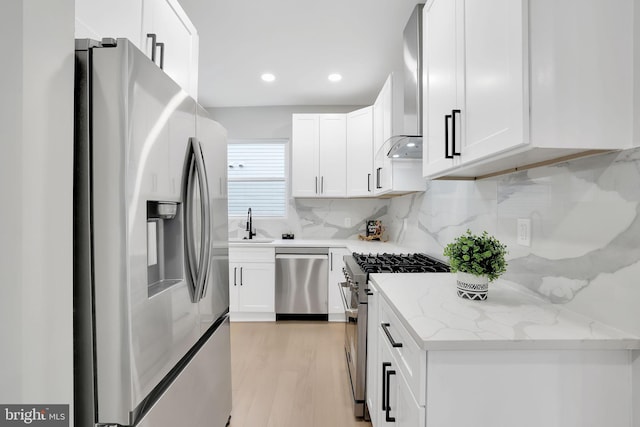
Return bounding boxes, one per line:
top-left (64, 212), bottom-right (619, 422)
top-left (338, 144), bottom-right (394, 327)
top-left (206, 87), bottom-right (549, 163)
top-left (245, 208), bottom-right (256, 239)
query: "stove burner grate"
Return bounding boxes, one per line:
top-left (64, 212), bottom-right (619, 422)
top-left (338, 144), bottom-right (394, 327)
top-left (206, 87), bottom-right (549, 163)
top-left (353, 252), bottom-right (449, 274)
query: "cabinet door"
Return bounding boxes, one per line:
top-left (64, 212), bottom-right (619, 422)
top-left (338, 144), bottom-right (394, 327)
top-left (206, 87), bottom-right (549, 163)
top-left (236, 263), bottom-right (275, 313)
top-left (373, 77), bottom-right (393, 195)
top-left (318, 114), bottom-right (347, 197)
top-left (346, 107), bottom-right (374, 197)
top-left (395, 368), bottom-right (425, 427)
top-left (292, 114), bottom-right (320, 197)
top-left (143, 0), bottom-right (199, 99)
top-left (75, 0), bottom-right (143, 45)
top-left (461, 0), bottom-right (527, 162)
top-left (366, 282), bottom-right (380, 426)
top-left (228, 262), bottom-right (241, 312)
top-left (377, 326), bottom-right (397, 427)
top-left (423, 0), bottom-right (462, 177)
top-left (328, 248), bottom-right (350, 319)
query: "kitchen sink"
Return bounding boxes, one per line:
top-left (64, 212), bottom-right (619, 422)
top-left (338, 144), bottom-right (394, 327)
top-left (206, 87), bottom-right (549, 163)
top-left (229, 238), bottom-right (274, 243)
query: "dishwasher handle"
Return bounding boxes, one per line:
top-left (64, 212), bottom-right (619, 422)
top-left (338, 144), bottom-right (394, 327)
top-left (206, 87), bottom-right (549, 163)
top-left (275, 254), bottom-right (328, 260)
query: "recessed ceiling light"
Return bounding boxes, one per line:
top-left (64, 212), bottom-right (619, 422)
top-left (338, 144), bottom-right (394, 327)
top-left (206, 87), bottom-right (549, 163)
top-left (261, 73), bottom-right (276, 82)
top-left (407, 142), bottom-right (416, 148)
top-left (328, 73), bottom-right (342, 82)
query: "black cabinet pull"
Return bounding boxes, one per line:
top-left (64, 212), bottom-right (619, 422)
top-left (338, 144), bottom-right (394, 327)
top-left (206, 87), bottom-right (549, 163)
top-left (452, 109), bottom-right (461, 156)
top-left (239, 267), bottom-right (243, 286)
top-left (315, 176), bottom-right (318, 194)
top-left (381, 362), bottom-right (391, 411)
top-left (367, 173), bottom-right (372, 192)
top-left (146, 33), bottom-right (157, 63)
top-left (385, 369), bottom-right (397, 422)
top-left (445, 114), bottom-right (453, 159)
top-left (157, 42), bottom-right (165, 70)
top-left (233, 267), bottom-right (237, 286)
top-left (376, 167), bottom-right (382, 189)
top-left (381, 322), bottom-right (403, 348)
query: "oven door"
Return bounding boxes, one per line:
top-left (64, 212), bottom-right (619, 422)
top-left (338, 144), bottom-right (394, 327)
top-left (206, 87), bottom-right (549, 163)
top-left (340, 280), bottom-right (366, 416)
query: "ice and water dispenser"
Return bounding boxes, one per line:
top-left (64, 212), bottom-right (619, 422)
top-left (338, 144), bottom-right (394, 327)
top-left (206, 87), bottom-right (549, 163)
top-left (146, 201), bottom-right (183, 296)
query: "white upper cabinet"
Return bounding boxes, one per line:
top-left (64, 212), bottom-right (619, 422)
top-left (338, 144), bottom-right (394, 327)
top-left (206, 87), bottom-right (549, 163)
top-left (423, 0), bottom-right (635, 179)
top-left (75, 0), bottom-right (143, 46)
top-left (292, 114), bottom-right (347, 198)
top-left (347, 107), bottom-right (374, 197)
top-left (373, 74), bottom-right (425, 195)
top-left (75, 0), bottom-right (199, 100)
top-left (373, 75), bottom-right (397, 195)
top-left (143, 0), bottom-right (199, 99)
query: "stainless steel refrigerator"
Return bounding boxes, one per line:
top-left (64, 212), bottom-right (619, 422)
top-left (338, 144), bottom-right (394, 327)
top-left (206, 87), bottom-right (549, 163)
top-left (73, 38), bottom-right (231, 427)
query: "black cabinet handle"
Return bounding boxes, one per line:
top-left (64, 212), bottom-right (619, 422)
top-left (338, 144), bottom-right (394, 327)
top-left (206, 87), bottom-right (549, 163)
top-left (381, 322), bottom-right (403, 348)
top-left (321, 176), bottom-right (324, 194)
top-left (315, 176), bottom-right (318, 194)
top-left (233, 267), bottom-right (237, 286)
top-left (445, 114), bottom-right (453, 159)
top-left (239, 267), bottom-right (243, 286)
top-left (146, 33), bottom-right (157, 63)
top-left (157, 42), bottom-right (165, 70)
top-left (376, 167), bottom-right (382, 189)
top-left (381, 362), bottom-right (391, 411)
top-left (385, 369), bottom-right (397, 422)
top-left (367, 173), bottom-right (372, 192)
top-left (452, 109), bottom-right (461, 156)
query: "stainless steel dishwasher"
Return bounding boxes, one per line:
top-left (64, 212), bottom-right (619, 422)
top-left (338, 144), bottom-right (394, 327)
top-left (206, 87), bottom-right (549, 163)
top-left (275, 247), bottom-right (329, 320)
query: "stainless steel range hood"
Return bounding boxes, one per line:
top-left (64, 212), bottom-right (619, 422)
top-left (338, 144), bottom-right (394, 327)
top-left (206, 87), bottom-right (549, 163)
top-left (386, 3), bottom-right (424, 159)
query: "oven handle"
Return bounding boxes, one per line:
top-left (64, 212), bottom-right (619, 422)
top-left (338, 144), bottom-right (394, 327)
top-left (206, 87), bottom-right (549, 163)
top-left (339, 281), bottom-right (358, 320)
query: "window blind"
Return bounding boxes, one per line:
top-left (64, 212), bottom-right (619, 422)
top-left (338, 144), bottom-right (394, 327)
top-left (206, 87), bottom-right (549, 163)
top-left (227, 140), bottom-right (287, 217)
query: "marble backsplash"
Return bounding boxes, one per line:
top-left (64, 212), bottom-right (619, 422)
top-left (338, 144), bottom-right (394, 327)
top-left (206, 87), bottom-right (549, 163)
top-left (387, 148), bottom-right (640, 337)
top-left (228, 197), bottom-right (391, 241)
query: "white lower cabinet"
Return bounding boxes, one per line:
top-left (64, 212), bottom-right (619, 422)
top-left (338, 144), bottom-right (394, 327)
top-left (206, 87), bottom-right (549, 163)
top-left (228, 247), bottom-right (275, 321)
top-left (371, 296), bottom-right (425, 427)
top-left (328, 247), bottom-right (349, 322)
top-left (370, 290), bottom-right (635, 427)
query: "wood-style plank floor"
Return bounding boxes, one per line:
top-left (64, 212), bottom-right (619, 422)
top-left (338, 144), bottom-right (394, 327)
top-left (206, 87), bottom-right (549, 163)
top-left (228, 322), bottom-right (372, 427)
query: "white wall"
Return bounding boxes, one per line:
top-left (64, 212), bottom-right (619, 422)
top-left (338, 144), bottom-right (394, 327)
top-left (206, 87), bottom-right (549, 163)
top-left (0, 0), bottom-right (74, 420)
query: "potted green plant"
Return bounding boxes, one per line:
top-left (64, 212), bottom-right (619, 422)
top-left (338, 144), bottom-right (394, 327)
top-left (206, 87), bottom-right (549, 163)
top-left (443, 230), bottom-right (508, 301)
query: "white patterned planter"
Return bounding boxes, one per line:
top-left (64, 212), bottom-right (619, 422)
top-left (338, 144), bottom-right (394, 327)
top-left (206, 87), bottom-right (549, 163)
top-left (456, 272), bottom-right (489, 301)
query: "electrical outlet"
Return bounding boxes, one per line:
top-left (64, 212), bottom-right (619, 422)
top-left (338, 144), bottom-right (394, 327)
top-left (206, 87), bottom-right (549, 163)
top-left (344, 217), bottom-right (352, 227)
top-left (517, 218), bottom-right (531, 246)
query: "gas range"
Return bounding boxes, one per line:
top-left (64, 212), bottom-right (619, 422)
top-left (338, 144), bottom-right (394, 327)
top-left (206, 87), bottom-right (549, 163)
top-left (352, 252), bottom-right (450, 274)
top-left (340, 251), bottom-right (449, 419)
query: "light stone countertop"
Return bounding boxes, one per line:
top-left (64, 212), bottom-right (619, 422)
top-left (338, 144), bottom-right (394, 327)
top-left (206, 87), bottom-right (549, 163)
top-left (370, 273), bottom-right (640, 351)
top-left (228, 238), bottom-right (436, 257)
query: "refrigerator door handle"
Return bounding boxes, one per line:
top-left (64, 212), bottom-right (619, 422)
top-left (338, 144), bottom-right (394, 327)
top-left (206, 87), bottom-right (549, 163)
top-left (191, 138), bottom-right (212, 301)
top-left (184, 150), bottom-right (199, 300)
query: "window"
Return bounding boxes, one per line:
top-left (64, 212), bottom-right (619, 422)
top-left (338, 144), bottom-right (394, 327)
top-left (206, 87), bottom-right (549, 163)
top-left (227, 139), bottom-right (288, 217)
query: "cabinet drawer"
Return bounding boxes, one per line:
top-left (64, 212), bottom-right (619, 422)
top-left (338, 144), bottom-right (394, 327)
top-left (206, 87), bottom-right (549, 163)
top-left (379, 296), bottom-right (426, 406)
top-left (229, 247), bottom-right (275, 263)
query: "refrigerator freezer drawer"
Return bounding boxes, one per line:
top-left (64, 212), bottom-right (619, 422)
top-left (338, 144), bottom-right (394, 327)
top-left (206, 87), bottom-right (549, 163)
top-left (137, 316), bottom-right (232, 427)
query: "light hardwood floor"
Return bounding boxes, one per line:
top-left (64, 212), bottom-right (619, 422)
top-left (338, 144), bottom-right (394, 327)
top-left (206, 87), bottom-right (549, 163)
top-left (228, 322), bottom-right (372, 427)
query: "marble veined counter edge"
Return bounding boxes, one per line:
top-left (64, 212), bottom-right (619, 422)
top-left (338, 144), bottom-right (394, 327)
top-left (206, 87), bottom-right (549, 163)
top-left (228, 238), bottom-right (424, 255)
top-left (370, 273), bottom-right (640, 351)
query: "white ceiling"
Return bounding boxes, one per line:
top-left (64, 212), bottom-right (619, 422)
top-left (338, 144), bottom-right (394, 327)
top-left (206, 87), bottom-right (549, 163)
top-left (179, 0), bottom-right (422, 108)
